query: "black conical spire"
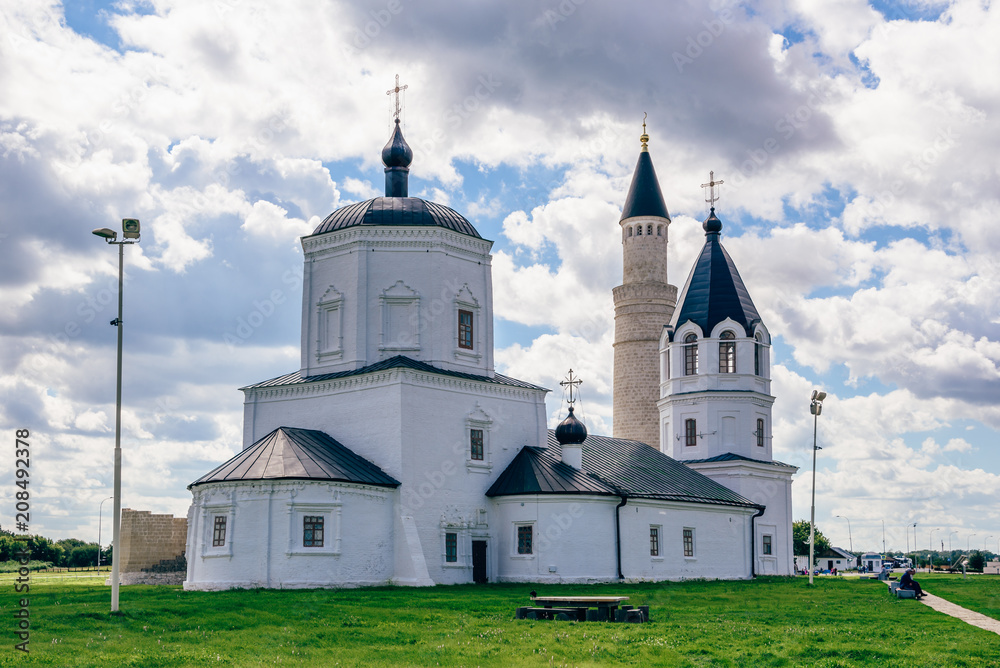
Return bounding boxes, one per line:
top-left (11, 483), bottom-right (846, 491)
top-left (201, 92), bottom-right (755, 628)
top-left (382, 119), bottom-right (412, 197)
top-left (620, 125), bottom-right (670, 221)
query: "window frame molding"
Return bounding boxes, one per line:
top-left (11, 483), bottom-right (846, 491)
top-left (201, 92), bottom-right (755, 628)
top-left (683, 527), bottom-right (696, 559)
top-left (650, 524), bottom-right (663, 560)
top-left (465, 404), bottom-right (494, 473)
top-left (453, 284), bottom-right (482, 363)
top-left (316, 285), bottom-right (344, 361)
top-left (378, 280), bottom-right (421, 354)
top-left (683, 333), bottom-right (699, 375)
top-left (201, 502), bottom-right (235, 559)
top-left (286, 501), bottom-right (342, 557)
top-left (513, 522), bottom-right (535, 559)
top-left (718, 330), bottom-right (736, 374)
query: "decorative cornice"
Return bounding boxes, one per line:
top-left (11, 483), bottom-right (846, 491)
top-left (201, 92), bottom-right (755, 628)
top-left (613, 282), bottom-right (678, 304)
top-left (244, 366), bottom-right (541, 403)
top-left (192, 479), bottom-right (393, 502)
top-left (658, 392), bottom-right (776, 408)
top-left (302, 225), bottom-right (493, 259)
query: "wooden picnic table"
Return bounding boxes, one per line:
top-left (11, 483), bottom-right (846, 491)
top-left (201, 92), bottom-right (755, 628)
top-left (528, 595), bottom-right (631, 621)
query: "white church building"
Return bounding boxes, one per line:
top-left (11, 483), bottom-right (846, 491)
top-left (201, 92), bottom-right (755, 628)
top-left (183, 115), bottom-right (796, 590)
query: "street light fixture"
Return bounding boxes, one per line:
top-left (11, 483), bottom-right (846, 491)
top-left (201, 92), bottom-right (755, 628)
top-left (949, 531), bottom-right (958, 553)
top-left (808, 389), bottom-right (826, 586)
top-left (881, 519), bottom-right (886, 555)
top-left (92, 218), bottom-right (140, 613)
top-left (986, 536), bottom-right (994, 551)
top-left (97, 496), bottom-right (113, 570)
top-left (968, 534), bottom-right (976, 552)
top-left (929, 529), bottom-right (938, 570)
top-left (835, 515), bottom-right (852, 553)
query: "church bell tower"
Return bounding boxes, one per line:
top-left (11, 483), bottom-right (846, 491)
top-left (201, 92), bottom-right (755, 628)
top-left (612, 123), bottom-right (677, 450)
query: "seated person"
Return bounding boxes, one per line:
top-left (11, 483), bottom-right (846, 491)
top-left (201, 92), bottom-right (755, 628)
top-left (899, 568), bottom-right (926, 598)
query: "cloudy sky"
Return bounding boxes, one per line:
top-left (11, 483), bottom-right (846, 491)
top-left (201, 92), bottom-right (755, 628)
top-left (2, 0), bottom-right (998, 556)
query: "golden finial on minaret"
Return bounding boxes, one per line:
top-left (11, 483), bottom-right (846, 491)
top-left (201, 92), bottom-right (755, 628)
top-left (640, 112), bottom-right (649, 152)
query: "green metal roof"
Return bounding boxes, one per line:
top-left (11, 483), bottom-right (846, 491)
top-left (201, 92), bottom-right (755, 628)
top-left (189, 426), bottom-right (400, 489)
top-left (485, 446), bottom-right (618, 497)
top-left (487, 431), bottom-right (761, 509)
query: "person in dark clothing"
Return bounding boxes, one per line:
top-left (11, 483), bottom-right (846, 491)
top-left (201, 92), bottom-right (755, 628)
top-left (900, 568), bottom-right (926, 598)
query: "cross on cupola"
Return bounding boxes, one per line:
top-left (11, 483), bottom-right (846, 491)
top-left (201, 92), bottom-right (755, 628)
top-left (386, 74), bottom-right (408, 121)
top-left (701, 170), bottom-right (724, 210)
top-left (560, 369), bottom-right (583, 406)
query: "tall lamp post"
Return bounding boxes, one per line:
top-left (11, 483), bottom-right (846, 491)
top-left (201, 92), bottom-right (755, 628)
top-left (92, 218), bottom-right (140, 613)
top-left (97, 495), bottom-right (113, 570)
top-left (929, 529), bottom-right (938, 570)
top-left (968, 534), bottom-right (976, 553)
top-left (949, 531), bottom-right (958, 553)
top-left (880, 519), bottom-right (886, 555)
top-left (986, 536), bottom-right (993, 552)
top-left (808, 389), bottom-right (826, 586)
top-left (835, 515), bottom-right (852, 553)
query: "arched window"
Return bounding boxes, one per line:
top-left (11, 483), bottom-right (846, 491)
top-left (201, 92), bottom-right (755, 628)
top-left (719, 331), bottom-right (736, 373)
top-left (683, 333), bottom-right (698, 375)
top-left (657, 225), bottom-right (663, 236)
top-left (636, 225), bottom-right (642, 236)
top-left (756, 419), bottom-right (765, 447)
top-left (628, 227), bottom-right (633, 237)
top-left (647, 224), bottom-right (652, 235)
top-left (754, 333), bottom-right (763, 376)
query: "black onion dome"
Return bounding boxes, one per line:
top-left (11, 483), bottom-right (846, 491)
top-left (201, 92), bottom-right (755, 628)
top-left (310, 197), bottom-right (482, 238)
top-left (555, 406), bottom-right (588, 445)
top-left (381, 118), bottom-right (413, 168)
top-left (703, 207), bottom-right (722, 234)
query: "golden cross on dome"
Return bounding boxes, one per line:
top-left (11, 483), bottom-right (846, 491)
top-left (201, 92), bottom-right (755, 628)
top-left (386, 74), bottom-right (408, 121)
top-left (701, 170), bottom-right (724, 208)
top-left (560, 369), bottom-right (583, 406)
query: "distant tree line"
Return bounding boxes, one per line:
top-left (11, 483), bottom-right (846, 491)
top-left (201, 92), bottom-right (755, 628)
top-left (0, 528), bottom-right (111, 568)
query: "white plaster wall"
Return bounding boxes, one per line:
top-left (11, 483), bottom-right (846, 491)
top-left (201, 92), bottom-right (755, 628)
top-left (619, 499), bottom-right (756, 581)
top-left (184, 480), bottom-right (395, 591)
top-left (492, 496), bottom-right (618, 583)
top-left (242, 366), bottom-right (548, 586)
top-left (687, 461), bottom-right (796, 576)
top-left (300, 226), bottom-right (495, 378)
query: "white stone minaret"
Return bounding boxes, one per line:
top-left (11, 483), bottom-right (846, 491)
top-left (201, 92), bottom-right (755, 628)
top-left (612, 125), bottom-right (677, 449)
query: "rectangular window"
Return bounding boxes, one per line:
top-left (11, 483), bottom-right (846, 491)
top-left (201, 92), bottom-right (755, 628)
top-left (756, 419), bottom-right (765, 447)
top-left (445, 532), bottom-right (458, 563)
top-left (763, 534), bottom-right (773, 555)
top-left (458, 309), bottom-right (474, 350)
top-left (754, 341), bottom-right (761, 375)
top-left (470, 428), bottom-right (484, 461)
top-left (303, 515), bottom-right (324, 547)
top-left (683, 528), bottom-right (694, 557)
top-left (212, 516), bottom-right (227, 547)
top-left (517, 525), bottom-right (533, 555)
top-left (650, 526), bottom-right (660, 557)
top-left (719, 342), bottom-right (735, 373)
top-left (684, 342), bottom-right (698, 375)
top-left (685, 419), bottom-right (697, 447)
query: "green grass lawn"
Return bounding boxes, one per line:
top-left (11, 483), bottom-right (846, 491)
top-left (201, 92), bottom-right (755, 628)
top-left (2, 574), bottom-right (998, 667)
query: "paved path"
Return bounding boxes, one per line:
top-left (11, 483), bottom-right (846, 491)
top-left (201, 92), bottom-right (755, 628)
top-left (887, 582), bottom-right (1000, 635)
top-left (920, 591), bottom-right (1000, 636)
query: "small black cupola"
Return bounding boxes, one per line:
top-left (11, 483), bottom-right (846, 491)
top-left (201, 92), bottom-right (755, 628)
top-left (555, 406), bottom-right (588, 446)
top-left (382, 118), bottom-right (412, 197)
